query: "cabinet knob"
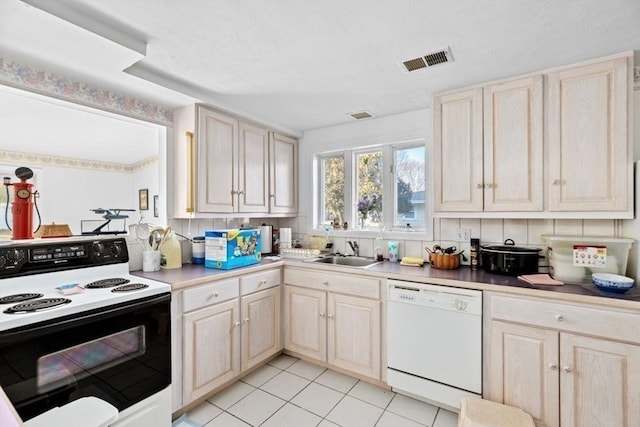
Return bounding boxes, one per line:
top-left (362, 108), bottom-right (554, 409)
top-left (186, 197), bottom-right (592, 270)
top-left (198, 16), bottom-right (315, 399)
top-left (476, 183), bottom-right (484, 189)
top-left (238, 190), bottom-right (245, 195)
top-left (207, 292), bottom-right (220, 300)
top-left (486, 183), bottom-right (494, 189)
top-left (234, 321), bottom-right (240, 327)
top-left (231, 190), bottom-right (237, 195)
top-left (562, 366), bottom-right (572, 373)
top-left (328, 314), bottom-right (334, 320)
top-left (269, 194), bottom-right (276, 198)
top-left (549, 363), bottom-right (558, 370)
top-left (260, 280), bottom-right (266, 286)
top-left (319, 312), bottom-right (325, 318)
top-left (322, 281), bottom-right (329, 286)
top-left (244, 317), bottom-right (250, 323)
top-left (552, 179), bottom-right (561, 186)
top-left (555, 314), bottom-right (564, 322)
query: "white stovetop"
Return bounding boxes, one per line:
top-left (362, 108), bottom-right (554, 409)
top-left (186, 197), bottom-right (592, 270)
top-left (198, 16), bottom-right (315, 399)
top-left (0, 263), bottom-right (171, 331)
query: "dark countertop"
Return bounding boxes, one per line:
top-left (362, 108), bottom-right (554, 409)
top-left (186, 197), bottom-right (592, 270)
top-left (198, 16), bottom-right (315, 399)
top-left (132, 258), bottom-right (640, 309)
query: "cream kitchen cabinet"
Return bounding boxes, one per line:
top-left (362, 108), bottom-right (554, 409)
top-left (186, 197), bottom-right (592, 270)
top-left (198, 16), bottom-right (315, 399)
top-left (182, 279), bottom-right (241, 404)
top-left (283, 268), bottom-right (381, 379)
top-left (485, 292), bottom-right (640, 427)
top-left (240, 269), bottom-right (282, 371)
top-left (171, 104), bottom-right (297, 216)
top-left (179, 267), bottom-right (282, 408)
top-left (196, 108), bottom-right (269, 213)
top-left (547, 55), bottom-right (632, 213)
top-left (269, 132), bottom-right (297, 214)
top-left (433, 51), bottom-right (633, 218)
top-left (433, 75), bottom-right (543, 213)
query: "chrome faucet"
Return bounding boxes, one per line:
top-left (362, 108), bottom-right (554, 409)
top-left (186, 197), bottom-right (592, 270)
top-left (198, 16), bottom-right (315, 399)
top-left (347, 241), bottom-right (359, 257)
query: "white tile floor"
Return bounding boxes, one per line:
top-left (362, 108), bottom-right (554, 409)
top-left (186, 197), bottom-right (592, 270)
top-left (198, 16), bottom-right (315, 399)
top-left (182, 355), bottom-right (459, 427)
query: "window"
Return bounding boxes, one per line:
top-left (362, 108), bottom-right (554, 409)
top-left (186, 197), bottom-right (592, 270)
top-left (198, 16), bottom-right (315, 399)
top-left (317, 140), bottom-right (427, 232)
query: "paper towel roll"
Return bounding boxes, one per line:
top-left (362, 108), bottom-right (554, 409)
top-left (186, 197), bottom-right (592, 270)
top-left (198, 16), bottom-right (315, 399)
top-left (280, 228), bottom-right (292, 249)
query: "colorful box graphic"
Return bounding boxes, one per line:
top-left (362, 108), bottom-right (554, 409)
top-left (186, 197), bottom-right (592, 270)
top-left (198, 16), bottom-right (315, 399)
top-left (205, 229), bottom-right (262, 270)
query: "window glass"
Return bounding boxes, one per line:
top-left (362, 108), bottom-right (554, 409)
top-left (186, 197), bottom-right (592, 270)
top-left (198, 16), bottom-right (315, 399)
top-left (321, 156), bottom-right (345, 226)
top-left (394, 146), bottom-right (425, 227)
top-left (356, 151), bottom-right (382, 228)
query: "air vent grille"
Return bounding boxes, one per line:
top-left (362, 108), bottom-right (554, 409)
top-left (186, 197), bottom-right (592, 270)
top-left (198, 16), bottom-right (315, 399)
top-left (402, 58), bottom-right (427, 72)
top-left (401, 47), bottom-right (452, 72)
top-left (350, 111), bottom-right (374, 120)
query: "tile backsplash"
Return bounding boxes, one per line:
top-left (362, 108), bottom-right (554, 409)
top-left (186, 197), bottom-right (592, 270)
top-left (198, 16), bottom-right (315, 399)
top-left (169, 217), bottom-right (623, 270)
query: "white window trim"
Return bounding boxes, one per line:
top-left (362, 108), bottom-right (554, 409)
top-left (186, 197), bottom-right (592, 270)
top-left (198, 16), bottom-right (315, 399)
top-left (314, 137), bottom-right (432, 241)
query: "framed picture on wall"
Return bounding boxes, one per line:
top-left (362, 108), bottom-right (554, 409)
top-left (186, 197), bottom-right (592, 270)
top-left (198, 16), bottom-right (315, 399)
top-left (153, 195), bottom-right (159, 217)
top-left (139, 189), bottom-right (149, 211)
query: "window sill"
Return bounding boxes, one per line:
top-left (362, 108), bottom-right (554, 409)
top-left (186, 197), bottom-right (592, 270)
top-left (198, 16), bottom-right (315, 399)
top-left (312, 228), bottom-right (432, 241)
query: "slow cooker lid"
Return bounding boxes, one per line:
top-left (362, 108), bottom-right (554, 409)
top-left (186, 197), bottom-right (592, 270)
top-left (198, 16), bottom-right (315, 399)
top-left (481, 238), bottom-right (541, 254)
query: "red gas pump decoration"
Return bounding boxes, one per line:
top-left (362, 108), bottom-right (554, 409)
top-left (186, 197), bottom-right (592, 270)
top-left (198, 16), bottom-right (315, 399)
top-left (3, 167), bottom-right (40, 240)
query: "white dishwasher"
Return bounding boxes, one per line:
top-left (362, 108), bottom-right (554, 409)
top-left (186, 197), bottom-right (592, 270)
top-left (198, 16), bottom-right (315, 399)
top-left (387, 280), bottom-right (482, 411)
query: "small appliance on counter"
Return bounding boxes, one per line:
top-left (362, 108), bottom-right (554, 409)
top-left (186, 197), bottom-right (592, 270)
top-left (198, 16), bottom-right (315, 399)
top-left (480, 239), bottom-right (541, 276)
top-left (260, 223), bottom-right (274, 254)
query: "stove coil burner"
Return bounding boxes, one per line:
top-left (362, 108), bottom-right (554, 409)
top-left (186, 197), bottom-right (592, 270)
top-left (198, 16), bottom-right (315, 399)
top-left (85, 278), bottom-right (130, 289)
top-left (0, 293), bottom-right (44, 304)
top-left (4, 298), bottom-right (72, 314)
top-left (111, 283), bottom-right (149, 293)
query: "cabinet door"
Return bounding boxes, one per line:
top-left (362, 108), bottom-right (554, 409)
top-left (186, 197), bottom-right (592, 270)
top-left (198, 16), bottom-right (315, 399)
top-left (433, 87), bottom-right (483, 211)
top-left (269, 132), bottom-right (298, 214)
top-left (183, 299), bottom-right (240, 404)
top-left (197, 108), bottom-right (238, 213)
top-left (560, 333), bottom-right (640, 427)
top-left (488, 321), bottom-right (559, 427)
top-left (241, 287), bottom-right (281, 371)
top-left (283, 285), bottom-right (326, 361)
top-left (483, 75), bottom-right (543, 211)
top-left (238, 122), bottom-right (269, 213)
top-left (327, 294), bottom-right (381, 379)
top-left (547, 56), bottom-right (630, 212)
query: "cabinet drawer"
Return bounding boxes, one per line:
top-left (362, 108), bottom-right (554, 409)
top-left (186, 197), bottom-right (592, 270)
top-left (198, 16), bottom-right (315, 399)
top-left (183, 278), bottom-right (240, 312)
top-left (490, 294), bottom-right (640, 344)
top-left (240, 268), bottom-right (281, 295)
top-left (284, 268), bottom-right (380, 299)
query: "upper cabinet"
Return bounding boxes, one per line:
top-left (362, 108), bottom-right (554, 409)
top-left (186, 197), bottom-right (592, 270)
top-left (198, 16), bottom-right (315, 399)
top-left (433, 52), bottom-right (633, 218)
top-left (547, 57), bottom-right (630, 212)
top-left (172, 105), bottom-right (298, 217)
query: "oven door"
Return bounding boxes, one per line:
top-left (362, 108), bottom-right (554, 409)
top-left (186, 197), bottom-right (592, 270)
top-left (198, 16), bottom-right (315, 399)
top-left (0, 293), bottom-right (171, 422)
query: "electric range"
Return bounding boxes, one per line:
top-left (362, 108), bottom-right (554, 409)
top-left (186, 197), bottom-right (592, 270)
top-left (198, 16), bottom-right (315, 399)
top-left (0, 236), bottom-right (172, 426)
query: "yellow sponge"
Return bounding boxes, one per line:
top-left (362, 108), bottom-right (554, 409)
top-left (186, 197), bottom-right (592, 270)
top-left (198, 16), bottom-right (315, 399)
top-left (401, 256), bottom-right (424, 266)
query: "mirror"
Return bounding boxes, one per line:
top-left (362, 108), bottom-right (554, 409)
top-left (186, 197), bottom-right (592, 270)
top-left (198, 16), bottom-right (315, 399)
top-left (0, 84), bottom-right (167, 238)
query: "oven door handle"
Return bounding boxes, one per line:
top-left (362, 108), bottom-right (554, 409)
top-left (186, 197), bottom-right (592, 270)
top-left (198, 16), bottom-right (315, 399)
top-left (0, 292), bottom-right (171, 344)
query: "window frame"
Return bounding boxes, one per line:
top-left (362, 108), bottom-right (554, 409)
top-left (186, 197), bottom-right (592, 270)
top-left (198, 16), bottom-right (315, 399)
top-left (315, 138), bottom-right (430, 237)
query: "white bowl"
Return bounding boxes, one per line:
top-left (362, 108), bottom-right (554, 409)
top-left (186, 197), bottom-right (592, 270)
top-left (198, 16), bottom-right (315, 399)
top-left (591, 273), bottom-right (634, 293)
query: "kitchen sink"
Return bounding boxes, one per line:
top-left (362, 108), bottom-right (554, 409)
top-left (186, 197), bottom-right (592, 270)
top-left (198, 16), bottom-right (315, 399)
top-left (309, 256), bottom-right (381, 268)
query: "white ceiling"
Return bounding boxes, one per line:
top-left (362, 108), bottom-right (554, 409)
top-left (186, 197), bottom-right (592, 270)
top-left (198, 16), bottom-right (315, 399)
top-left (0, 0), bottom-right (638, 158)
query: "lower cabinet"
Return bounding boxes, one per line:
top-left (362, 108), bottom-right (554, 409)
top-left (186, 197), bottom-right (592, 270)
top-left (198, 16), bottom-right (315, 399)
top-left (241, 286), bottom-right (281, 371)
top-left (486, 293), bottom-right (640, 427)
top-left (283, 269), bottom-right (381, 380)
top-left (183, 298), bottom-right (240, 403)
top-left (180, 268), bottom-right (282, 408)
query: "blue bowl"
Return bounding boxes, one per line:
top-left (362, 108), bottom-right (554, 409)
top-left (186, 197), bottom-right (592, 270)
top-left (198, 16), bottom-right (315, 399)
top-left (592, 273), bottom-right (634, 294)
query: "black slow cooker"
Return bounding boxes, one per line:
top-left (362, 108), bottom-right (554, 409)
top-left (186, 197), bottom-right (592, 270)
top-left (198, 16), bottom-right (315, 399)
top-left (480, 239), bottom-right (541, 275)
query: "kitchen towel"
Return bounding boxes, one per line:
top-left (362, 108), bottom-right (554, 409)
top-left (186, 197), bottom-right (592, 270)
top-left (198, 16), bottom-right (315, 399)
top-left (518, 274), bottom-right (564, 286)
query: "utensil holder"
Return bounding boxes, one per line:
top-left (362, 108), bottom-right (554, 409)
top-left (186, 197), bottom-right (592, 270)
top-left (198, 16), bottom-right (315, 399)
top-left (429, 253), bottom-right (461, 270)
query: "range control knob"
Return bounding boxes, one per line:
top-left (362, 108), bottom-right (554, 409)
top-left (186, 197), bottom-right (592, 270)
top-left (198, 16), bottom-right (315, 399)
top-left (6, 249), bottom-right (24, 263)
top-left (0, 256), bottom-right (6, 269)
top-left (110, 243), bottom-right (123, 257)
top-left (92, 242), bottom-right (105, 256)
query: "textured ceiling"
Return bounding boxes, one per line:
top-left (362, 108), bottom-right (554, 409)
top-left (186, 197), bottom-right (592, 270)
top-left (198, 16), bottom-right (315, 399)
top-left (0, 0), bottom-right (639, 141)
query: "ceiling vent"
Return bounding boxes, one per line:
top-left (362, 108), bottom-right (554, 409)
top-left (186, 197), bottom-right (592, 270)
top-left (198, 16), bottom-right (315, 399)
top-left (401, 47), bottom-right (453, 72)
top-left (349, 111), bottom-right (374, 120)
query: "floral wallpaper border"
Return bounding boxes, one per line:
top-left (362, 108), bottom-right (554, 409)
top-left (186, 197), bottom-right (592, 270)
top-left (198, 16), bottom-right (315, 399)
top-left (0, 150), bottom-right (157, 173)
top-left (0, 57), bottom-right (173, 126)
